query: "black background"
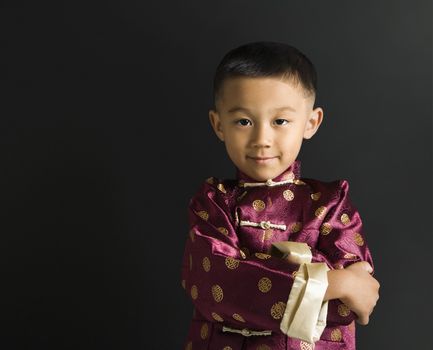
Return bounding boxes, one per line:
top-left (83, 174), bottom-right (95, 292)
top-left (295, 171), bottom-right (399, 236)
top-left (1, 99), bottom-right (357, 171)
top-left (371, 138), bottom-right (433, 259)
top-left (2, 0), bottom-right (432, 349)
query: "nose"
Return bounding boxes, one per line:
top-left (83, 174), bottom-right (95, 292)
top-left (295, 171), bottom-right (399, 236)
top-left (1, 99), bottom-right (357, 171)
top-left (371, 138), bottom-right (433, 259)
top-left (251, 122), bottom-right (272, 148)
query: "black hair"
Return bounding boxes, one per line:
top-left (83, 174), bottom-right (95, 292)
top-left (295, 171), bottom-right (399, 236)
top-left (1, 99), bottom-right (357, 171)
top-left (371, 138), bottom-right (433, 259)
top-left (212, 41), bottom-right (317, 109)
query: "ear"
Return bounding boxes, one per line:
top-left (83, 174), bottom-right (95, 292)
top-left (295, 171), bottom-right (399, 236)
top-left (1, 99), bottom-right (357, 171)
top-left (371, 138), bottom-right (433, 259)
top-left (209, 109), bottom-right (225, 142)
top-left (303, 107), bottom-right (324, 139)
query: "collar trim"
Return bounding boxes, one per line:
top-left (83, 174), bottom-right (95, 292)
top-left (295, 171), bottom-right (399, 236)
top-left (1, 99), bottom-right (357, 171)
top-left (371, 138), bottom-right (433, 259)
top-left (239, 178), bottom-right (294, 188)
top-left (236, 160), bottom-right (302, 187)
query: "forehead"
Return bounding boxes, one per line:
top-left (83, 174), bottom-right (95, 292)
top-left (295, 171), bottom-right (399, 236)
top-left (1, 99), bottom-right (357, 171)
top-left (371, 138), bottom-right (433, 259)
top-left (217, 76), bottom-right (309, 113)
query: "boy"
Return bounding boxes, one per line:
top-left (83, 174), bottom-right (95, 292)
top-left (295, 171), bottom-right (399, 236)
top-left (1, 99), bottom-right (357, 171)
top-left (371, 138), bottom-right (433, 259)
top-left (180, 41), bottom-right (380, 350)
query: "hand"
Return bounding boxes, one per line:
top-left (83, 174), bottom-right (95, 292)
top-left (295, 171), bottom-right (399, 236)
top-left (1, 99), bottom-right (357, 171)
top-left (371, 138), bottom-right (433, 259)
top-left (340, 261), bottom-right (380, 325)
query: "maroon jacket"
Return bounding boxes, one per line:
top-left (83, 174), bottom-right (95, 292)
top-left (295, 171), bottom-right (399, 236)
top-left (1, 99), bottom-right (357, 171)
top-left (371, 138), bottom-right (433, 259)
top-left (181, 159), bottom-right (374, 350)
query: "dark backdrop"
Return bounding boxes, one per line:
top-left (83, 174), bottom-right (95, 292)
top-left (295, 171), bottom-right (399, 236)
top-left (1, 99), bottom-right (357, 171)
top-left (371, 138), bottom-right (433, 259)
top-left (2, 0), bottom-right (431, 349)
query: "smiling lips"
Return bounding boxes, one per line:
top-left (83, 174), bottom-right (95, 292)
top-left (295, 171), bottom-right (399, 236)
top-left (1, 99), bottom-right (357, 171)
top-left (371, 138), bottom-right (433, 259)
top-left (248, 156), bottom-right (278, 164)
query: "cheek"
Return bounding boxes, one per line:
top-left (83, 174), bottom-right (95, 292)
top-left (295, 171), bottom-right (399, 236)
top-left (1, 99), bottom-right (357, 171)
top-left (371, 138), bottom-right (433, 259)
top-left (224, 138), bottom-right (245, 158)
top-left (225, 140), bottom-right (241, 154)
top-left (279, 132), bottom-right (303, 150)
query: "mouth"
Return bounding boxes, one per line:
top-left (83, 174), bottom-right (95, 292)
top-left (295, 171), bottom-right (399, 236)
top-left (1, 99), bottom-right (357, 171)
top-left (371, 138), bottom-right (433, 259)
top-left (247, 156), bottom-right (278, 160)
top-left (247, 156), bottom-right (278, 164)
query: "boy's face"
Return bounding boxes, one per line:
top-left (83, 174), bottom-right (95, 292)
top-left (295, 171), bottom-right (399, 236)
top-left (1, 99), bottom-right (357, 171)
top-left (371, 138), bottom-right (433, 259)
top-left (209, 76), bottom-right (324, 182)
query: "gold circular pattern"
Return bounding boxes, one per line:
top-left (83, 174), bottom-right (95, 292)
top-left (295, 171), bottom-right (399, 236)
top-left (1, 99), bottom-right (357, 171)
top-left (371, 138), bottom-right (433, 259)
top-left (340, 213), bottom-right (351, 225)
top-left (252, 199), bottom-right (266, 211)
top-left (223, 347), bottom-right (233, 350)
top-left (283, 189), bottom-right (295, 201)
top-left (315, 206), bottom-right (327, 219)
top-left (202, 257), bottom-right (211, 272)
top-left (331, 328), bottom-right (342, 341)
top-left (263, 228), bottom-right (273, 240)
top-left (189, 254), bottom-right (193, 271)
top-left (211, 312), bottom-right (223, 322)
top-left (290, 222), bottom-right (303, 233)
top-left (185, 341), bottom-right (192, 350)
top-left (270, 301), bottom-right (286, 319)
top-left (232, 313), bottom-right (245, 322)
top-left (310, 192), bottom-right (321, 201)
top-left (197, 210), bottom-right (209, 221)
top-left (320, 222), bottom-right (332, 235)
top-left (217, 183), bottom-right (227, 193)
top-left (338, 303), bottom-right (351, 317)
top-left (282, 171), bottom-right (295, 181)
top-left (225, 256), bottom-right (240, 269)
top-left (190, 285), bottom-right (198, 300)
top-left (189, 229), bottom-right (195, 242)
top-left (255, 253), bottom-right (271, 260)
top-left (257, 345), bottom-right (271, 350)
top-left (211, 285), bottom-right (224, 302)
top-left (218, 227), bottom-right (229, 236)
top-left (354, 232), bottom-right (364, 246)
top-left (300, 341), bottom-right (313, 350)
top-left (258, 277), bottom-right (272, 293)
top-left (200, 322), bottom-right (208, 339)
top-left (181, 279), bottom-right (186, 289)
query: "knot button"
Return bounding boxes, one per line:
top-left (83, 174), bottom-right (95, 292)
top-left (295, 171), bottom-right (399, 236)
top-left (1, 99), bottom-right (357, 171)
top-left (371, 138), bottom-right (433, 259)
top-left (260, 221), bottom-right (271, 229)
top-left (241, 328), bottom-right (252, 336)
top-left (265, 179), bottom-right (273, 186)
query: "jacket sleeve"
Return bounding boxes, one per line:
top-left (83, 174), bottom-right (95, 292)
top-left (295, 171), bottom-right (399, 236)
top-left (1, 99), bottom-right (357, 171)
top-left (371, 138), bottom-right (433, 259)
top-left (180, 178), bottom-right (329, 341)
top-left (313, 179), bottom-right (375, 326)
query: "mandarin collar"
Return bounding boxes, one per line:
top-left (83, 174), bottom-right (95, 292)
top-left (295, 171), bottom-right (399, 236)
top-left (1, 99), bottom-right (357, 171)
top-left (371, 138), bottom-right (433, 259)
top-left (235, 159), bottom-right (302, 186)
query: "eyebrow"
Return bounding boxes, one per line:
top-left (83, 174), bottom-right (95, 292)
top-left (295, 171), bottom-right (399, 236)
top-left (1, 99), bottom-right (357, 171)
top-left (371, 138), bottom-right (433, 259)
top-left (227, 106), bottom-right (297, 114)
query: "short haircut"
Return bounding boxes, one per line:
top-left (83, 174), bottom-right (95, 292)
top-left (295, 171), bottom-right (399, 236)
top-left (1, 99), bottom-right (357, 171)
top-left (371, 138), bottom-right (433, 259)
top-left (212, 41), bottom-right (317, 109)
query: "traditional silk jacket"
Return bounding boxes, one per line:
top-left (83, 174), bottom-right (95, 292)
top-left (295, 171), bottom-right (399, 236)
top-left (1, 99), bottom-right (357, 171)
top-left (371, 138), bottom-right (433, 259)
top-left (181, 159), bottom-right (374, 350)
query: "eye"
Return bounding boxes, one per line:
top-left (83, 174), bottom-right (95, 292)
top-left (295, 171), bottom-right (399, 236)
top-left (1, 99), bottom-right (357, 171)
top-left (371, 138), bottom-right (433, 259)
top-left (274, 119), bottom-right (289, 125)
top-left (235, 119), bottom-right (252, 126)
